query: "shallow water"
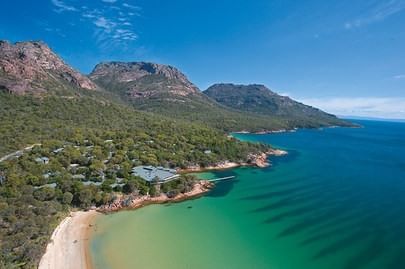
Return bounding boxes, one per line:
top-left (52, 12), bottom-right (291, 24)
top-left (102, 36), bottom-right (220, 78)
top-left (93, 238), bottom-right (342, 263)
top-left (90, 120), bottom-right (405, 269)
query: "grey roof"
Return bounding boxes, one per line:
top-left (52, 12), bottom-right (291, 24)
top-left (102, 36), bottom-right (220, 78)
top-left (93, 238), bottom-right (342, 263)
top-left (35, 183), bottom-right (57, 189)
top-left (131, 166), bottom-right (178, 182)
top-left (35, 157), bottom-right (50, 163)
top-left (53, 148), bottom-right (64, 154)
top-left (110, 183), bottom-right (125, 188)
top-left (82, 181), bottom-right (102, 186)
top-left (72, 174), bottom-right (86, 179)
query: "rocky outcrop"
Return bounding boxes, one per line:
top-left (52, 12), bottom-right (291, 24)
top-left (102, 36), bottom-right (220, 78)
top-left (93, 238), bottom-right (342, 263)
top-left (90, 61), bottom-right (199, 98)
top-left (248, 149), bottom-right (288, 168)
top-left (91, 62), bottom-right (195, 86)
top-left (0, 40), bottom-right (96, 94)
top-left (99, 180), bottom-right (213, 212)
top-left (179, 148), bottom-right (289, 172)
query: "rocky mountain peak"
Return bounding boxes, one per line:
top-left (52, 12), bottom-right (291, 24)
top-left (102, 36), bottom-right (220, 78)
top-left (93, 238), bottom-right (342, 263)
top-left (91, 61), bottom-right (191, 83)
top-left (0, 40), bottom-right (96, 94)
top-left (90, 61), bottom-right (199, 97)
top-left (204, 82), bottom-right (341, 121)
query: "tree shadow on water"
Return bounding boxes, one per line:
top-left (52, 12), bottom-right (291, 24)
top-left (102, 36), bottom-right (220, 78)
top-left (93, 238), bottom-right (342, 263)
top-left (343, 238), bottom-right (384, 269)
top-left (312, 230), bottom-right (370, 260)
top-left (242, 180), bottom-right (324, 201)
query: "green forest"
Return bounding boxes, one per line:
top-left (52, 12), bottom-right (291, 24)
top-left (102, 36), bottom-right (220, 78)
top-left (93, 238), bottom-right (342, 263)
top-left (0, 91), bottom-right (269, 269)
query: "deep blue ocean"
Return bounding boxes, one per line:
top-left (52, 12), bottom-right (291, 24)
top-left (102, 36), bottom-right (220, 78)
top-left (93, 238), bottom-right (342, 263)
top-left (233, 119), bottom-right (405, 268)
top-left (91, 119), bottom-right (405, 269)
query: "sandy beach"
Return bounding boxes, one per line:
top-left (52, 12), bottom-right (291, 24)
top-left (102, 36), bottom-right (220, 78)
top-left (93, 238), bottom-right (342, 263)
top-left (38, 210), bottom-right (100, 269)
top-left (38, 181), bottom-right (212, 269)
top-left (37, 152), bottom-right (287, 269)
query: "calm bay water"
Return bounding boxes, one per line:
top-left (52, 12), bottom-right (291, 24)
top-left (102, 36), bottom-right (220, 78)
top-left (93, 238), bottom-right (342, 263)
top-left (90, 120), bottom-right (405, 269)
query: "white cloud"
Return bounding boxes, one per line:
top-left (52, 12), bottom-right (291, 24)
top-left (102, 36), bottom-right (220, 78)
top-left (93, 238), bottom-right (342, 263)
top-left (393, 74), bottom-right (405, 79)
top-left (299, 97), bottom-right (405, 119)
top-left (51, 0), bottom-right (78, 12)
top-left (122, 3), bottom-right (141, 10)
top-left (94, 17), bottom-right (116, 32)
top-left (49, 0), bottom-right (138, 49)
top-left (344, 0), bottom-right (405, 29)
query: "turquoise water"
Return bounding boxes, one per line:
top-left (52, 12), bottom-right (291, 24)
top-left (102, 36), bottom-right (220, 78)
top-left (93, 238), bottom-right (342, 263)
top-left (91, 120), bottom-right (405, 269)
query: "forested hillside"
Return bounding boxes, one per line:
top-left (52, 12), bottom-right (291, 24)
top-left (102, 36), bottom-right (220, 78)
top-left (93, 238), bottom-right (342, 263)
top-left (204, 83), bottom-right (353, 128)
top-left (0, 91), bottom-right (269, 268)
top-left (90, 62), bottom-right (353, 131)
top-left (0, 42), bottom-right (271, 269)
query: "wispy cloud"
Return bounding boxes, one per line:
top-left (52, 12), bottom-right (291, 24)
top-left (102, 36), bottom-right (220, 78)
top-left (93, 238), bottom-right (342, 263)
top-left (122, 3), bottom-right (141, 10)
top-left (393, 74), bottom-right (405, 79)
top-left (51, 0), bottom-right (78, 12)
top-left (50, 0), bottom-right (139, 49)
top-left (94, 17), bottom-right (116, 32)
top-left (299, 97), bottom-right (405, 119)
top-left (344, 0), bottom-right (405, 29)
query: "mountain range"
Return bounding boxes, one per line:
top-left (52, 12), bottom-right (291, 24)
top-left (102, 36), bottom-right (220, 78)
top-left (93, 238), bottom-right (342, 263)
top-left (0, 40), bottom-right (354, 154)
top-left (89, 60), bottom-right (352, 130)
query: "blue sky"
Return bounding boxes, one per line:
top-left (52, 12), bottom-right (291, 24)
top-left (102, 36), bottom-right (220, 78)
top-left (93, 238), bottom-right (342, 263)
top-left (1, 0), bottom-right (405, 119)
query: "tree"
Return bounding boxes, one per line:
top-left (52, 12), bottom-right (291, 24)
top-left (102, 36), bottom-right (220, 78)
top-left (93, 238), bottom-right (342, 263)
top-left (26, 175), bottom-right (40, 186)
top-left (33, 187), bottom-right (55, 201)
top-left (123, 181), bottom-right (137, 194)
top-left (77, 189), bottom-right (93, 208)
top-left (89, 160), bottom-right (105, 175)
top-left (149, 185), bottom-right (158, 197)
top-left (62, 192), bottom-right (73, 204)
top-left (101, 181), bottom-right (112, 193)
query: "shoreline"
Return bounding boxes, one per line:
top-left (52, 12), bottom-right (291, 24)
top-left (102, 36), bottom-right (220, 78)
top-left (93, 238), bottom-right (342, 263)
top-left (98, 180), bottom-right (214, 212)
top-left (232, 123), bottom-right (360, 136)
top-left (37, 149), bottom-right (286, 269)
top-left (38, 210), bottom-right (100, 269)
top-left (38, 180), bottom-right (213, 269)
top-left (179, 148), bottom-right (288, 173)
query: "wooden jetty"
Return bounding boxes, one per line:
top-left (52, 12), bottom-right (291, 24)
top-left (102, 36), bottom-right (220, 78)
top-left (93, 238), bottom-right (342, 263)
top-left (208, 176), bottom-right (236, 182)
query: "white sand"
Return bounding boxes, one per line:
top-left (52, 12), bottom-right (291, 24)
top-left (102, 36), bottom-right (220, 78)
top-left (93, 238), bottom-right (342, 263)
top-left (38, 210), bottom-right (99, 269)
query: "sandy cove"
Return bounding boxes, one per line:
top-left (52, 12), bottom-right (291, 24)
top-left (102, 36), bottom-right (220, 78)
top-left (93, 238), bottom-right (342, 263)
top-left (37, 150), bottom-right (287, 269)
top-left (37, 180), bottom-right (212, 269)
top-left (38, 210), bottom-right (100, 269)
